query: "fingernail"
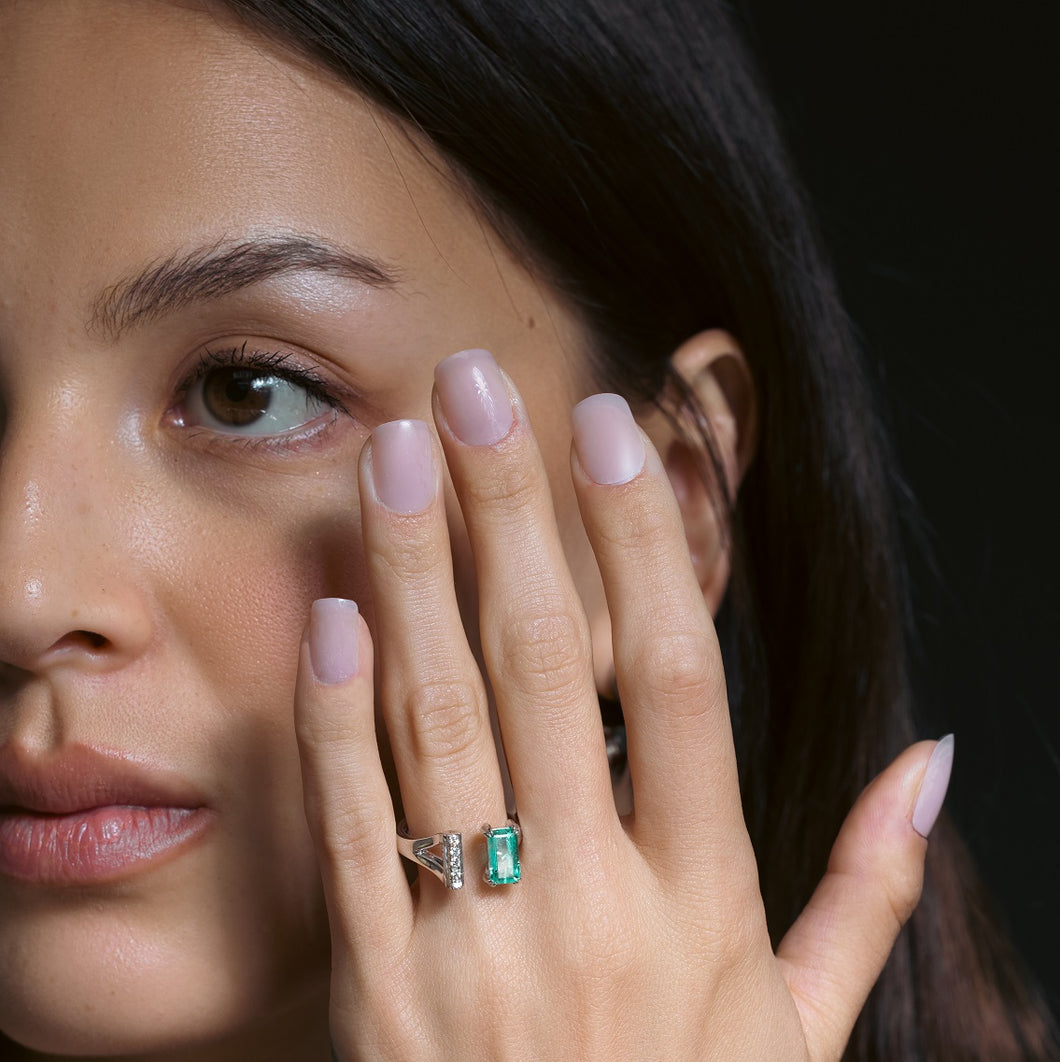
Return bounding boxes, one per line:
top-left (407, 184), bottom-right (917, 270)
top-left (912, 733), bottom-right (955, 838)
top-left (434, 348), bottom-right (513, 446)
top-left (309, 598), bottom-right (359, 685)
top-left (572, 393), bottom-right (646, 485)
top-left (371, 419), bottom-right (436, 514)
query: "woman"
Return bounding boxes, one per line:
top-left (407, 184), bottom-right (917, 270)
top-left (0, 0), bottom-right (1053, 1058)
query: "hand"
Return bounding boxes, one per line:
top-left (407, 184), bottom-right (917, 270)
top-left (294, 349), bottom-right (952, 1061)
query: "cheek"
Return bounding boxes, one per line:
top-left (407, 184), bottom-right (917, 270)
top-left (156, 459), bottom-right (370, 830)
top-left (156, 469), bottom-right (369, 911)
top-left (160, 454), bottom-right (369, 680)
top-left (174, 483), bottom-right (367, 851)
top-left (44, 466), bottom-right (369, 1044)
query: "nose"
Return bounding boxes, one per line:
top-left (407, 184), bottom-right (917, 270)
top-left (0, 412), bottom-right (154, 676)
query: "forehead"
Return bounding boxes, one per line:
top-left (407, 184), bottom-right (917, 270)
top-left (0, 0), bottom-right (521, 332)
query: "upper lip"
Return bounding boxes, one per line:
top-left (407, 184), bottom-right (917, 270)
top-left (0, 743), bottom-right (206, 814)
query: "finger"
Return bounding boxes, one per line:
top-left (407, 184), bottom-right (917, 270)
top-left (570, 394), bottom-right (745, 854)
top-left (359, 419), bottom-right (506, 844)
top-left (295, 599), bottom-right (412, 954)
top-left (776, 737), bottom-right (955, 1061)
top-left (432, 350), bottom-right (614, 836)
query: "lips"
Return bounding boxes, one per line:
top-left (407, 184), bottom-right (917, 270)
top-left (0, 744), bottom-right (212, 884)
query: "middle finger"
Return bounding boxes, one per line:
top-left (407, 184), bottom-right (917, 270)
top-left (359, 418), bottom-right (506, 845)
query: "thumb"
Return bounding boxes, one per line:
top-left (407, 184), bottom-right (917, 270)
top-left (776, 736), bottom-right (955, 1061)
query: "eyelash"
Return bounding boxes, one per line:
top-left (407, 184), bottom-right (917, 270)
top-left (172, 340), bottom-right (352, 452)
top-left (184, 341), bottom-right (346, 413)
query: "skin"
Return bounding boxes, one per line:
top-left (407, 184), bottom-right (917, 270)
top-left (0, 2), bottom-right (946, 1059)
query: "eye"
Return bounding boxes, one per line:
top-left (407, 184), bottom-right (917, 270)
top-left (180, 355), bottom-right (337, 438)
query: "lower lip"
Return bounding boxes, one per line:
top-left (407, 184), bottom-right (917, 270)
top-left (0, 805), bottom-right (212, 885)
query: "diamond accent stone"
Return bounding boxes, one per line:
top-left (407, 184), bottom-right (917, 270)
top-left (442, 832), bottom-right (464, 889)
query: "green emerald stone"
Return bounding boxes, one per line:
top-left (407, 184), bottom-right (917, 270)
top-left (484, 825), bottom-right (520, 886)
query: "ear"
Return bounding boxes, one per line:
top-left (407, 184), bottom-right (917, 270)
top-left (637, 328), bottom-right (757, 616)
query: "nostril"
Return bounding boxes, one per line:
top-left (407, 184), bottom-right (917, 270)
top-left (74, 630), bottom-right (109, 650)
top-left (46, 630), bottom-right (110, 654)
top-left (46, 629), bottom-right (111, 658)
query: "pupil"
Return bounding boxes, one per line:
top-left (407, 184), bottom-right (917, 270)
top-left (204, 367), bottom-right (272, 426)
top-left (225, 376), bottom-right (253, 402)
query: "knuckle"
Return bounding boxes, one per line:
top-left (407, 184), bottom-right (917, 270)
top-left (313, 801), bottom-right (393, 871)
top-left (403, 679), bottom-right (488, 766)
top-left (494, 607), bottom-right (591, 702)
top-left (611, 492), bottom-right (673, 548)
top-left (713, 896), bottom-right (771, 970)
top-left (461, 455), bottom-right (539, 511)
top-left (592, 490), bottom-right (683, 576)
top-left (632, 629), bottom-right (721, 714)
top-left (294, 703), bottom-right (345, 755)
top-left (369, 533), bottom-right (445, 581)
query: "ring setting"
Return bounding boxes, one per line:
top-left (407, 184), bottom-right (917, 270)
top-left (396, 818), bottom-right (520, 889)
top-left (396, 825), bottom-right (465, 889)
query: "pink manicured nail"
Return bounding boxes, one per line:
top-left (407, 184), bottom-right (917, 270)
top-left (371, 420), bottom-right (436, 514)
top-left (912, 733), bottom-right (955, 838)
top-left (434, 349), bottom-right (513, 446)
top-left (572, 393), bottom-right (646, 485)
top-left (309, 598), bottom-right (359, 685)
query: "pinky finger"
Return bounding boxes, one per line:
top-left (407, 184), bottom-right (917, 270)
top-left (776, 737), bottom-right (955, 1061)
top-left (295, 598), bottom-right (413, 955)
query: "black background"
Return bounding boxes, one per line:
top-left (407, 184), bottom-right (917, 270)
top-left (735, 0), bottom-right (1058, 1015)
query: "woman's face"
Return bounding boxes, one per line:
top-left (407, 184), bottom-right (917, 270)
top-left (0, 1), bottom-right (598, 1054)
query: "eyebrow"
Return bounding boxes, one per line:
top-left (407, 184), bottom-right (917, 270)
top-left (89, 234), bottom-right (399, 339)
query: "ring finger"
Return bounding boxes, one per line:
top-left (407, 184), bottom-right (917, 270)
top-left (431, 350), bottom-right (613, 844)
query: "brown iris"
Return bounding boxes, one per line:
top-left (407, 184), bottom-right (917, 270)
top-left (201, 368), bottom-right (273, 426)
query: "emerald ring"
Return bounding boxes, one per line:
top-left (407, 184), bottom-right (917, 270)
top-left (395, 817), bottom-right (521, 890)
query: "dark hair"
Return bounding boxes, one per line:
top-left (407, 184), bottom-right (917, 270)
top-left (207, 1), bottom-right (1056, 1057)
